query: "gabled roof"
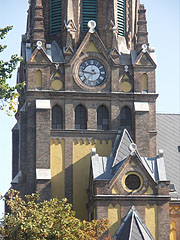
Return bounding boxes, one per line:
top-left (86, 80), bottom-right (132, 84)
top-left (112, 130), bottom-right (133, 167)
top-left (113, 206), bottom-right (154, 240)
top-left (21, 40), bottom-right (64, 63)
top-left (133, 50), bottom-right (157, 68)
top-left (27, 47), bottom-right (52, 64)
top-left (91, 129), bottom-right (167, 183)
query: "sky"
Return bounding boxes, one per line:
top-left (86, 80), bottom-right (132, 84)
top-left (0, 0), bottom-right (179, 217)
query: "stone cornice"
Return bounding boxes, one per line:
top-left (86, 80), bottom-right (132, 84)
top-left (87, 194), bottom-right (171, 207)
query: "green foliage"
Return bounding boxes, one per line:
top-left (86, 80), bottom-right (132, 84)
top-left (0, 26), bottom-right (25, 114)
top-left (0, 190), bottom-right (109, 240)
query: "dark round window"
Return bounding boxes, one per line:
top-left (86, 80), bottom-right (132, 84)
top-left (125, 174), bottom-right (141, 190)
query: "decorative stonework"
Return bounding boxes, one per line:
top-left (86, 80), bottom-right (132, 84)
top-left (170, 206), bottom-right (180, 215)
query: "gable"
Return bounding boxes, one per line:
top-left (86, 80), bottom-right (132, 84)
top-left (28, 48), bottom-right (51, 64)
top-left (110, 155), bottom-right (157, 196)
top-left (70, 31), bottom-right (113, 65)
top-left (134, 51), bottom-right (156, 68)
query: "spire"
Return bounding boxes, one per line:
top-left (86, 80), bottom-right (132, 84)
top-left (136, 4), bottom-right (149, 52)
top-left (31, 0), bottom-right (45, 46)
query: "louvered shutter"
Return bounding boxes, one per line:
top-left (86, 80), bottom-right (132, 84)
top-left (50, 0), bottom-right (62, 34)
top-left (82, 0), bottom-right (97, 31)
top-left (117, 0), bottom-right (126, 36)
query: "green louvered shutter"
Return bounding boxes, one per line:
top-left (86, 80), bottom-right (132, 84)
top-left (117, 0), bottom-right (126, 36)
top-left (82, 0), bottom-right (97, 31)
top-left (50, 0), bottom-right (62, 34)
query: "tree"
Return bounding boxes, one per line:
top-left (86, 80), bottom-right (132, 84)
top-left (0, 26), bottom-right (24, 114)
top-left (0, 190), bottom-right (109, 240)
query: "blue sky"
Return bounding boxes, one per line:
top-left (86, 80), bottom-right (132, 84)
top-left (0, 0), bottom-right (179, 217)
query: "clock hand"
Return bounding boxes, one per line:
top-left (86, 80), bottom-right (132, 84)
top-left (82, 70), bottom-right (94, 74)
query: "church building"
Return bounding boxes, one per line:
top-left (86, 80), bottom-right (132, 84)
top-left (11, 0), bottom-right (180, 239)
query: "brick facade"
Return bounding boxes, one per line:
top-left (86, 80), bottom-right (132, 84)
top-left (11, 1), bottom-right (175, 239)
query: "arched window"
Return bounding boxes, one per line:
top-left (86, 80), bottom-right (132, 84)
top-left (141, 73), bottom-right (148, 92)
top-left (52, 105), bottom-right (63, 129)
top-left (35, 70), bottom-right (42, 90)
top-left (75, 105), bottom-right (87, 129)
top-left (117, 0), bottom-right (126, 36)
top-left (82, 0), bottom-right (97, 31)
top-left (50, 0), bottom-right (62, 34)
top-left (120, 107), bottom-right (132, 131)
top-left (97, 105), bottom-right (109, 130)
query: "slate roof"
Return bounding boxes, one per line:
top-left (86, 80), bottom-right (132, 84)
top-left (91, 129), bottom-right (167, 183)
top-left (113, 206), bottom-right (154, 240)
top-left (156, 114), bottom-right (180, 199)
top-left (21, 40), bottom-right (65, 63)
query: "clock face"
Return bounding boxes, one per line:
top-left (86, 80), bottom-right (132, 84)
top-left (78, 59), bottom-right (106, 87)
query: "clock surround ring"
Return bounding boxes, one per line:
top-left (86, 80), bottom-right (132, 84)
top-left (73, 53), bottom-right (110, 91)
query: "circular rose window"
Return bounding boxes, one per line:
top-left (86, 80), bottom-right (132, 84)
top-left (125, 174), bottom-right (141, 190)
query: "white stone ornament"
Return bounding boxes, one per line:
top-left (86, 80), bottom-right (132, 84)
top-left (36, 169), bottom-right (51, 180)
top-left (37, 41), bottom-right (42, 50)
top-left (158, 149), bottom-right (164, 158)
top-left (26, 43), bottom-right (31, 48)
top-left (88, 20), bottom-right (96, 33)
top-left (124, 65), bottom-right (129, 72)
top-left (134, 102), bottom-right (149, 112)
top-left (36, 100), bottom-right (51, 109)
top-left (129, 143), bottom-right (137, 156)
top-left (55, 64), bottom-right (59, 70)
top-left (64, 20), bottom-right (77, 32)
top-left (108, 20), bottom-right (117, 33)
top-left (142, 44), bottom-right (148, 53)
top-left (91, 148), bottom-right (97, 156)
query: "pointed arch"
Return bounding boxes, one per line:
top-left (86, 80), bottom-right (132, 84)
top-left (75, 105), bottom-right (87, 129)
top-left (117, 0), bottom-right (126, 36)
top-left (50, 0), bottom-right (62, 34)
top-left (52, 105), bottom-right (63, 129)
top-left (35, 70), bottom-right (42, 90)
top-left (97, 105), bottom-right (109, 130)
top-left (141, 73), bottom-right (148, 92)
top-left (120, 106), bottom-right (132, 131)
top-left (82, 0), bottom-right (97, 31)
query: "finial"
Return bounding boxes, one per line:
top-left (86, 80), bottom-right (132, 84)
top-left (64, 20), bottom-right (77, 32)
top-left (142, 44), bottom-right (147, 53)
top-left (55, 64), bottom-right (59, 70)
top-left (108, 20), bottom-right (117, 33)
top-left (158, 149), bottom-right (164, 158)
top-left (88, 20), bottom-right (96, 33)
top-left (36, 41), bottom-right (42, 50)
top-left (112, 26), bottom-right (118, 33)
top-left (124, 65), bottom-right (129, 72)
top-left (129, 143), bottom-right (137, 156)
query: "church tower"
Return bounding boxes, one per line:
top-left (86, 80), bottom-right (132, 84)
top-left (12, 0), bottom-right (170, 239)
